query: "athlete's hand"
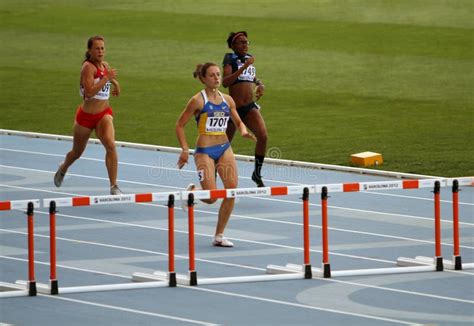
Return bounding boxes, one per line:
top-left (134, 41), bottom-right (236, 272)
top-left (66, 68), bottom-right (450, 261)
top-left (244, 56), bottom-right (255, 67)
top-left (107, 68), bottom-right (117, 80)
top-left (242, 132), bottom-right (257, 142)
top-left (255, 84), bottom-right (265, 100)
top-left (177, 151), bottom-right (189, 169)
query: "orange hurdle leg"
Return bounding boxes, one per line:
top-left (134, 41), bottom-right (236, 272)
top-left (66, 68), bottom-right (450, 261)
top-left (302, 187), bottom-right (312, 279)
top-left (27, 202), bottom-right (37, 296)
top-left (168, 195), bottom-right (177, 286)
top-left (433, 181), bottom-right (443, 271)
top-left (321, 187), bottom-right (331, 278)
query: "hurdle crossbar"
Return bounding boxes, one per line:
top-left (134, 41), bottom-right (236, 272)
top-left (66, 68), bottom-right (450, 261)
top-left (42, 191), bottom-right (181, 208)
top-left (0, 199), bottom-right (41, 211)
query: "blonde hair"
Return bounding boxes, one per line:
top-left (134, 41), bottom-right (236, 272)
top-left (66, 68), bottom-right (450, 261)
top-left (193, 62), bottom-right (218, 81)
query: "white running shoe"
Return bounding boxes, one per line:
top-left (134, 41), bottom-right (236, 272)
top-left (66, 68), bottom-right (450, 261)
top-left (110, 185), bottom-right (123, 195)
top-left (182, 183), bottom-right (197, 212)
top-left (54, 163), bottom-right (66, 187)
top-left (212, 234), bottom-right (234, 247)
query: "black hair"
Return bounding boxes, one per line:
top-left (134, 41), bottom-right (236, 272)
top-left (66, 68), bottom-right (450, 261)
top-left (226, 31), bottom-right (248, 48)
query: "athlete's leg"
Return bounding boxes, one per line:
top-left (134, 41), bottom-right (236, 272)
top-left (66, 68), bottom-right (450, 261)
top-left (243, 109), bottom-right (267, 156)
top-left (194, 153), bottom-right (218, 204)
top-left (242, 109), bottom-right (267, 186)
top-left (95, 115), bottom-right (118, 187)
top-left (61, 123), bottom-right (93, 172)
top-left (214, 147), bottom-right (238, 237)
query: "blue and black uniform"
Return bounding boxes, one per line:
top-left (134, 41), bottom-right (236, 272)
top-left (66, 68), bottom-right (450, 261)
top-left (223, 52), bottom-right (260, 119)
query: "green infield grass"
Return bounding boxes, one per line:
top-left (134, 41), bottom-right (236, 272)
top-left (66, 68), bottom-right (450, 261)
top-left (0, 0), bottom-right (472, 177)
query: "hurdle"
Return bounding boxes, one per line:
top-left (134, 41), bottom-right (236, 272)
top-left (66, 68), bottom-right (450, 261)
top-left (397, 177), bottom-right (474, 271)
top-left (16, 191), bottom-right (181, 295)
top-left (266, 177), bottom-right (474, 278)
top-left (0, 199), bottom-right (41, 298)
top-left (138, 185), bottom-right (316, 286)
top-left (3, 177), bottom-right (472, 296)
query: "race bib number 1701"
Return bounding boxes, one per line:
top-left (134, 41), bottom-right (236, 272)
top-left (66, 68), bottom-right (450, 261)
top-left (205, 116), bottom-right (229, 133)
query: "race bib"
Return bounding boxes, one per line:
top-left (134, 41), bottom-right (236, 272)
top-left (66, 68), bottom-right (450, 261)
top-left (205, 115), bottom-right (229, 133)
top-left (237, 62), bottom-right (256, 82)
top-left (94, 80), bottom-right (111, 99)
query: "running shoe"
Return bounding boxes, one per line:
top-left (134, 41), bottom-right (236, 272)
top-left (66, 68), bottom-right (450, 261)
top-left (110, 185), bottom-right (123, 195)
top-left (251, 172), bottom-right (265, 188)
top-left (212, 234), bottom-right (234, 247)
top-left (54, 163), bottom-right (66, 187)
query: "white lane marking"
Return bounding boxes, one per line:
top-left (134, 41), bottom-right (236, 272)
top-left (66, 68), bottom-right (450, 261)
top-left (367, 190), bottom-right (473, 206)
top-left (0, 229), bottom-right (266, 271)
top-left (184, 286), bottom-right (421, 325)
top-left (0, 164), bottom-right (183, 190)
top-left (41, 295), bottom-right (217, 325)
top-left (254, 195), bottom-right (474, 227)
top-left (296, 273), bottom-right (474, 323)
top-left (1, 255), bottom-right (132, 279)
top-left (324, 277), bottom-right (474, 304)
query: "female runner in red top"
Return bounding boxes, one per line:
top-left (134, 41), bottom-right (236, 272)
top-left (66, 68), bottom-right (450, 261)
top-left (54, 35), bottom-right (122, 195)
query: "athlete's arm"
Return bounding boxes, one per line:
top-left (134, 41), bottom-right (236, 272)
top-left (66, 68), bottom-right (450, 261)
top-left (222, 56), bottom-right (255, 88)
top-left (110, 79), bottom-right (120, 97)
top-left (175, 95), bottom-right (202, 168)
top-left (255, 78), bottom-right (265, 100)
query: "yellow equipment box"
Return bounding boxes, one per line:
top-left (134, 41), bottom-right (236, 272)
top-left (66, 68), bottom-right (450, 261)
top-left (351, 151), bottom-right (383, 167)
